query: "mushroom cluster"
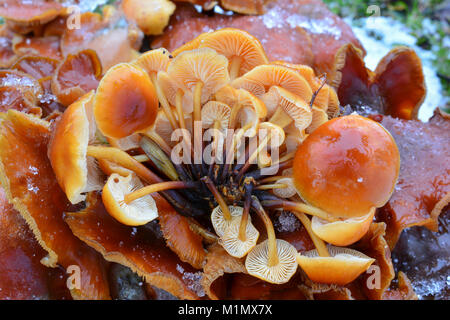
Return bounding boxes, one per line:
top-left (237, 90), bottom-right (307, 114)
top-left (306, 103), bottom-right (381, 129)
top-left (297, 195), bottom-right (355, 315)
top-left (47, 28), bottom-right (401, 287)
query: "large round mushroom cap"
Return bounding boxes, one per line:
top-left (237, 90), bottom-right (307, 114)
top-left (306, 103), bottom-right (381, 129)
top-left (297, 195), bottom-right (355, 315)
top-left (94, 63), bottom-right (158, 139)
top-left (293, 114), bottom-right (400, 218)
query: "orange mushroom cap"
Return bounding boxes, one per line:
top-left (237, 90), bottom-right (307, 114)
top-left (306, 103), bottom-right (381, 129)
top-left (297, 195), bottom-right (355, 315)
top-left (93, 63), bottom-right (159, 139)
top-left (198, 28), bottom-right (268, 78)
top-left (297, 246), bottom-right (375, 285)
top-left (231, 64), bottom-right (313, 103)
top-left (122, 0), bottom-right (175, 36)
top-left (48, 91), bottom-right (103, 204)
top-left (293, 114), bottom-right (400, 219)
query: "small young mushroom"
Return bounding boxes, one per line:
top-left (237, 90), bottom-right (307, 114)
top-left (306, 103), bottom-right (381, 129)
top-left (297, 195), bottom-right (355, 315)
top-left (198, 28), bottom-right (268, 80)
top-left (272, 177), bottom-right (297, 199)
top-left (102, 173), bottom-right (158, 226)
top-left (121, 0), bottom-right (175, 36)
top-left (236, 122), bottom-right (285, 179)
top-left (201, 101), bottom-right (231, 132)
top-left (219, 183), bottom-right (259, 258)
top-left (157, 71), bottom-right (193, 132)
top-left (167, 48), bottom-right (230, 124)
top-left (292, 114), bottom-right (400, 219)
top-left (231, 64), bottom-right (313, 104)
top-left (220, 214), bottom-right (259, 258)
top-left (211, 205), bottom-right (244, 238)
top-left (271, 61), bottom-right (332, 111)
top-left (245, 197), bottom-right (298, 284)
top-left (133, 48), bottom-right (178, 129)
top-left (265, 86), bottom-right (313, 134)
top-left (306, 106), bottom-right (329, 134)
top-left (202, 101), bottom-right (231, 166)
top-left (296, 245), bottom-right (375, 286)
top-left (215, 85), bottom-right (266, 135)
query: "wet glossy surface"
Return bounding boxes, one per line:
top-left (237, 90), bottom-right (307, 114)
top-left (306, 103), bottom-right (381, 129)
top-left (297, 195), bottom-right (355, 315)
top-left (374, 112), bottom-right (450, 248)
top-left (336, 45), bottom-right (426, 120)
top-left (61, 12), bottom-right (140, 71)
top-left (392, 208), bottom-right (449, 300)
top-left (65, 192), bottom-right (202, 299)
top-left (293, 115), bottom-right (400, 218)
top-left (156, 193), bottom-right (207, 269)
top-left (0, 0), bottom-right (63, 23)
top-left (0, 187), bottom-right (58, 300)
top-left (12, 56), bottom-right (58, 80)
top-left (0, 111), bottom-right (110, 299)
top-left (52, 49), bottom-right (102, 106)
top-left (152, 0), bottom-right (364, 75)
top-left (94, 64), bottom-right (158, 138)
top-left (13, 36), bottom-right (62, 60)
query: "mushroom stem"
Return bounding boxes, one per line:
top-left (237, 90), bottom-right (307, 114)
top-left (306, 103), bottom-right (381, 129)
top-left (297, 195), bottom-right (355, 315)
top-left (261, 199), bottom-right (338, 222)
top-left (255, 183), bottom-right (288, 190)
top-left (207, 120), bottom-right (222, 178)
top-left (222, 123), bottom-right (253, 181)
top-left (245, 159), bottom-right (293, 181)
top-left (229, 56), bottom-right (243, 80)
top-left (291, 211), bottom-right (330, 257)
top-left (193, 81), bottom-right (204, 123)
top-left (86, 146), bottom-right (162, 184)
top-left (124, 181), bottom-right (197, 204)
top-left (228, 102), bottom-right (243, 130)
top-left (251, 196), bottom-right (278, 267)
top-left (201, 176), bottom-right (232, 221)
top-left (258, 175), bottom-right (288, 184)
top-left (238, 182), bottom-right (253, 241)
top-left (87, 146), bottom-right (204, 217)
top-left (269, 108), bottom-right (292, 129)
top-left (236, 134), bottom-right (271, 181)
top-left (150, 72), bottom-right (178, 130)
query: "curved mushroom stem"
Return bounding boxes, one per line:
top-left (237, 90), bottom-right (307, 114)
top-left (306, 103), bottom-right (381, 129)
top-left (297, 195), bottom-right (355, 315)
top-left (87, 146), bottom-right (204, 217)
top-left (269, 108), bottom-right (292, 129)
top-left (149, 72), bottom-right (178, 130)
top-left (229, 56), bottom-right (243, 80)
top-left (236, 134), bottom-right (271, 181)
top-left (238, 181), bottom-right (253, 241)
top-left (201, 176), bottom-right (232, 221)
top-left (291, 211), bottom-right (330, 257)
top-left (86, 146), bottom-right (162, 184)
top-left (222, 123), bottom-right (253, 181)
top-left (251, 196), bottom-right (278, 267)
top-left (124, 180), bottom-right (197, 204)
top-left (228, 102), bottom-right (243, 130)
top-left (245, 159), bottom-right (293, 181)
top-left (261, 199), bottom-right (338, 222)
top-left (208, 120), bottom-right (222, 177)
